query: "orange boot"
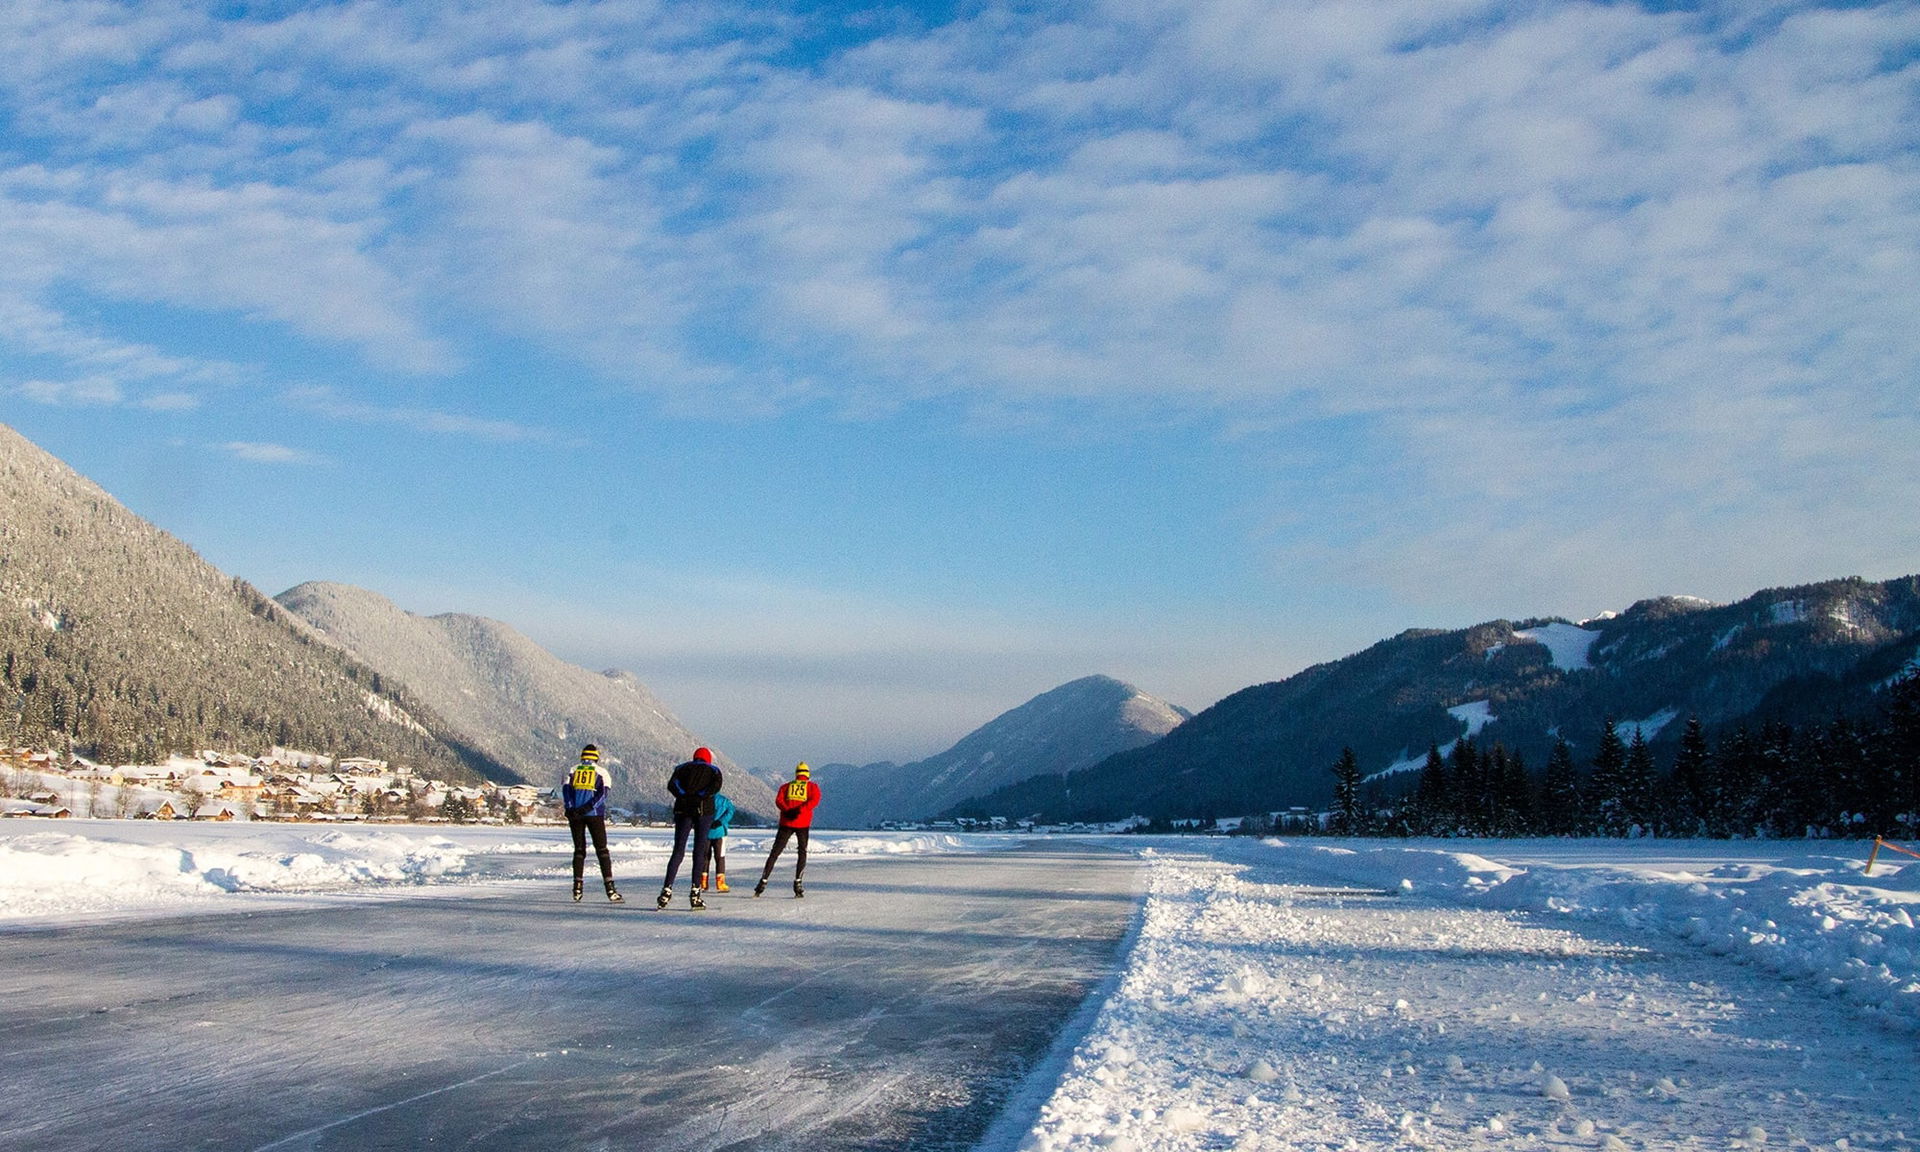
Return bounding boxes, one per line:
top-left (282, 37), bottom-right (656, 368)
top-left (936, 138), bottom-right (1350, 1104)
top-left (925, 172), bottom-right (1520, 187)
top-left (715, 873), bottom-right (730, 892)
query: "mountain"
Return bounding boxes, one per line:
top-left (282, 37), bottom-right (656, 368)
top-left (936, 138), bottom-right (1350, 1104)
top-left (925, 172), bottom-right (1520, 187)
top-left (809, 675), bottom-right (1189, 827)
top-left (273, 581), bottom-right (741, 810)
top-left (0, 421), bottom-right (503, 781)
top-left (961, 576), bottom-right (1920, 824)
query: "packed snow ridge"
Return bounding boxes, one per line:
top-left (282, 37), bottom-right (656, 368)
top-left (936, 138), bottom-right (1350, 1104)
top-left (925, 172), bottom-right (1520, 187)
top-left (0, 823), bottom-right (1003, 921)
top-left (1007, 838), bottom-right (1919, 1152)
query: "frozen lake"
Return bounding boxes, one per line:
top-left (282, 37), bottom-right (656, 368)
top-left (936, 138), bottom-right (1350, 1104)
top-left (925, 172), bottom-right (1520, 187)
top-left (0, 840), bottom-right (1141, 1151)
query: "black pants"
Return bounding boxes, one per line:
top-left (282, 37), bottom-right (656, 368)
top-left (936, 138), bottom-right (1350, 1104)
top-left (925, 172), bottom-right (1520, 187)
top-left (568, 813), bottom-right (612, 883)
top-left (662, 811), bottom-right (712, 890)
top-left (706, 838), bottom-right (726, 876)
top-left (759, 826), bottom-right (810, 882)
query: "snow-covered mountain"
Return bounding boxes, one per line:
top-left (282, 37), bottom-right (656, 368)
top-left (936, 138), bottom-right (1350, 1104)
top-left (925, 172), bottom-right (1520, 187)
top-left (965, 575), bottom-right (1920, 823)
top-left (810, 675), bottom-right (1188, 827)
top-left (0, 421), bottom-right (499, 781)
top-left (274, 581), bottom-right (737, 809)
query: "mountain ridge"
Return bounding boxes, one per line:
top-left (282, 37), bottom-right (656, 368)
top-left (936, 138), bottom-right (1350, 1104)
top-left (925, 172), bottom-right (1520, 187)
top-left (955, 575), bottom-right (1920, 824)
top-left (274, 580), bottom-right (742, 810)
top-left (0, 421), bottom-right (505, 781)
top-left (810, 674), bottom-right (1188, 827)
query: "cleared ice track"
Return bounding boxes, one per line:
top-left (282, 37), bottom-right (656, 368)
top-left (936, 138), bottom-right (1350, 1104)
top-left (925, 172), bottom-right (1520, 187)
top-left (0, 841), bottom-right (1142, 1151)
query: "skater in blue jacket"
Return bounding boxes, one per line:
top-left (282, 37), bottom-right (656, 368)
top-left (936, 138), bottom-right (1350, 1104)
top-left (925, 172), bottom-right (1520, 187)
top-left (699, 792), bottom-right (736, 893)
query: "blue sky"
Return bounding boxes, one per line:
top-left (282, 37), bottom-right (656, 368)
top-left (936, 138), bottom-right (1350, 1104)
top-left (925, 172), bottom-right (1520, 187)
top-left (3, 0), bottom-right (1918, 766)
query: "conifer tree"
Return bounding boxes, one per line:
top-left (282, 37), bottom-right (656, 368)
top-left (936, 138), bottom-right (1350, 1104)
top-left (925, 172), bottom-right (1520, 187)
top-left (1589, 718), bottom-right (1629, 836)
top-left (1331, 747), bottom-right (1363, 836)
top-left (1414, 742), bottom-right (1448, 836)
top-left (1754, 722), bottom-right (1797, 836)
top-left (1873, 670), bottom-right (1920, 836)
top-left (1623, 728), bottom-right (1657, 836)
top-left (1666, 715), bottom-right (1712, 837)
top-left (1495, 746), bottom-right (1534, 835)
top-left (1713, 727), bottom-right (1759, 837)
top-left (1810, 718), bottom-right (1869, 836)
top-left (1448, 738), bottom-right (1481, 836)
top-left (1541, 738), bottom-right (1581, 835)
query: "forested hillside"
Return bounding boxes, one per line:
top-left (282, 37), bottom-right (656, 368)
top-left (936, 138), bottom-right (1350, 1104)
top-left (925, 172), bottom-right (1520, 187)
top-left (0, 422), bottom-right (506, 782)
top-left (275, 580), bottom-right (741, 808)
top-left (959, 576), bottom-right (1920, 832)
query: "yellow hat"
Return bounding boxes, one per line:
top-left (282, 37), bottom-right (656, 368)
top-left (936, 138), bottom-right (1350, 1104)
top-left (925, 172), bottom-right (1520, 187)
top-left (794, 762), bottom-right (810, 778)
top-left (580, 745), bottom-right (600, 762)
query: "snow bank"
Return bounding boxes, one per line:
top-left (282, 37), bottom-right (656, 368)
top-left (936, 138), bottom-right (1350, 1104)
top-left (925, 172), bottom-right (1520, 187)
top-left (0, 823), bottom-right (1015, 921)
top-left (1006, 838), bottom-right (1920, 1152)
top-left (0, 827), bottom-right (472, 920)
top-left (1259, 839), bottom-right (1920, 1032)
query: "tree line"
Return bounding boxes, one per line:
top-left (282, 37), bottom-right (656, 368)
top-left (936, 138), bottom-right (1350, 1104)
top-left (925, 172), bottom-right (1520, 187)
top-left (1307, 671), bottom-right (1920, 839)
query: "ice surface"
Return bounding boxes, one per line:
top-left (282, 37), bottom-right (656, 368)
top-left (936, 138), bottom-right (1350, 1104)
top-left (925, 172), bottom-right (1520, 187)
top-left (7, 826), bottom-right (1918, 1151)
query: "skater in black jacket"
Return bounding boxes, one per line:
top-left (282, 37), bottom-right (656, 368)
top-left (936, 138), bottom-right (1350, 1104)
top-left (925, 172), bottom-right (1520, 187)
top-left (657, 747), bottom-right (723, 909)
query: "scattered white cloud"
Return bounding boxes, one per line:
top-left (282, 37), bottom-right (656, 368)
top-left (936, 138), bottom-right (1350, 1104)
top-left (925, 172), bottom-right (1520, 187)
top-left (219, 441), bottom-right (323, 465)
top-left (14, 375), bottom-right (123, 406)
top-left (1, 0), bottom-right (1915, 610)
top-left (140, 392), bottom-right (200, 412)
top-left (282, 385), bottom-right (568, 444)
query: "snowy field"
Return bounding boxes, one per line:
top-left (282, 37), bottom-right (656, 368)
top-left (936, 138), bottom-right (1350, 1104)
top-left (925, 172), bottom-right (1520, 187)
top-left (3, 826), bottom-right (1917, 1151)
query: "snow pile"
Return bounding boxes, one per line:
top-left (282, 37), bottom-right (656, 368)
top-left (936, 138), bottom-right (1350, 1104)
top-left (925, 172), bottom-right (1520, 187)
top-left (0, 827), bottom-right (473, 919)
top-left (1470, 851), bottom-right (1920, 1029)
top-left (0, 823), bottom-right (1016, 921)
top-left (1010, 840), bottom-right (1920, 1152)
top-left (1251, 840), bottom-right (1920, 1032)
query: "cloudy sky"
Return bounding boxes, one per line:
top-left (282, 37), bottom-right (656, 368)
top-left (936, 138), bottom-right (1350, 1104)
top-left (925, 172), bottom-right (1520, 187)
top-left (3, 0), bottom-right (1917, 766)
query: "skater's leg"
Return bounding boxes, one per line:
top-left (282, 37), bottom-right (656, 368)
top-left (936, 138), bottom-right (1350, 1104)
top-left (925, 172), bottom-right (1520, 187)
top-left (690, 814), bottom-right (712, 888)
top-left (568, 815), bottom-right (588, 884)
top-left (587, 815), bottom-right (614, 882)
top-left (662, 814), bottom-right (694, 889)
top-left (793, 828), bottom-right (810, 882)
top-left (759, 826), bottom-right (794, 882)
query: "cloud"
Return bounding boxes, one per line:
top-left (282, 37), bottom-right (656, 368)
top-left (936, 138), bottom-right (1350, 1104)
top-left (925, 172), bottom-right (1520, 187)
top-left (283, 385), bottom-right (569, 444)
top-left (219, 441), bottom-right (324, 465)
top-left (14, 375), bottom-right (123, 406)
top-left (1, 0), bottom-right (1915, 612)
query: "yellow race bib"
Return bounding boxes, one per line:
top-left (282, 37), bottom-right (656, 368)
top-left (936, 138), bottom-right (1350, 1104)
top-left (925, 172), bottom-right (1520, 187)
top-left (571, 766), bottom-right (599, 791)
top-left (785, 781), bottom-right (809, 803)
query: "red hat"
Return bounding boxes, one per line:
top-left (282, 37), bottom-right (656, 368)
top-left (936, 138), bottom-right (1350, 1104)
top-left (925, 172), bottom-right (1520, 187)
top-left (693, 747), bottom-right (713, 763)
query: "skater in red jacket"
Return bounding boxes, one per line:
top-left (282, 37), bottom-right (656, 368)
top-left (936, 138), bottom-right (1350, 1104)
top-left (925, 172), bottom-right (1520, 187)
top-left (754, 762), bottom-right (820, 898)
